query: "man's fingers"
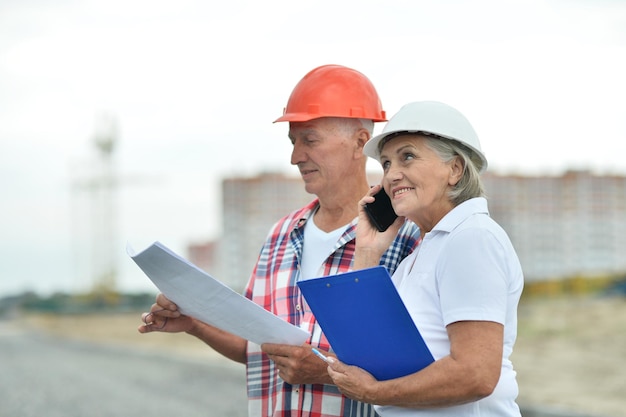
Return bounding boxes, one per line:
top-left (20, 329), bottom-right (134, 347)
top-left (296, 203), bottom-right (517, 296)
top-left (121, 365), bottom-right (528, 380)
top-left (155, 293), bottom-right (179, 311)
top-left (139, 309), bottom-right (169, 331)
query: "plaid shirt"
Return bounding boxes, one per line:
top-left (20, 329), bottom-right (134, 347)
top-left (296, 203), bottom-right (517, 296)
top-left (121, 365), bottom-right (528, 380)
top-left (244, 199), bottom-right (420, 417)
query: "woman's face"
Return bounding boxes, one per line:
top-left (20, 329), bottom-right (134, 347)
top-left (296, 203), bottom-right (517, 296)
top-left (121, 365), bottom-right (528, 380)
top-left (379, 134), bottom-right (462, 232)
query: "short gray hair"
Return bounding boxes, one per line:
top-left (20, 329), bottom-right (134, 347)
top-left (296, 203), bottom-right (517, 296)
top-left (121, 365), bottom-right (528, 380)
top-left (358, 118), bottom-right (374, 135)
top-left (331, 117), bottom-right (374, 136)
top-left (424, 136), bottom-right (486, 206)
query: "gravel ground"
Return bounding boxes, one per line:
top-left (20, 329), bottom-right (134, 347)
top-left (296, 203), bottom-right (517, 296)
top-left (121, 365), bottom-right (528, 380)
top-left (512, 295), bottom-right (626, 417)
top-left (0, 322), bottom-right (247, 417)
top-left (4, 293), bottom-right (625, 417)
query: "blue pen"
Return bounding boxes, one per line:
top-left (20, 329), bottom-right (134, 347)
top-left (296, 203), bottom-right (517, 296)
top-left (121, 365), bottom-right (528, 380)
top-left (311, 348), bottom-right (334, 364)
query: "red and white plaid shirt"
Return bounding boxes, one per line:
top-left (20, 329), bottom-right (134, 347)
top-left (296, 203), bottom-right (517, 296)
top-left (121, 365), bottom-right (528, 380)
top-left (244, 199), bottom-right (420, 417)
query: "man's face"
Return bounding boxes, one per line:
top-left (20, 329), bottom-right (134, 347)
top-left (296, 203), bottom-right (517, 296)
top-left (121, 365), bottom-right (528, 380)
top-left (288, 117), bottom-right (360, 197)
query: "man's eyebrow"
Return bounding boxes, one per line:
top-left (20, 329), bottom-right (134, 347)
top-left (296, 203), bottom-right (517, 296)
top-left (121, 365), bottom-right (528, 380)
top-left (289, 127), bottom-right (317, 139)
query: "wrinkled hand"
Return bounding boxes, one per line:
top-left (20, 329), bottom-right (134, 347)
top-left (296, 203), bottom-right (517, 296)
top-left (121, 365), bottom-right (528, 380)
top-left (137, 293), bottom-right (194, 334)
top-left (326, 357), bottom-right (379, 403)
top-left (357, 184), bottom-right (383, 238)
top-left (356, 184), bottom-right (405, 268)
top-left (262, 343), bottom-right (334, 385)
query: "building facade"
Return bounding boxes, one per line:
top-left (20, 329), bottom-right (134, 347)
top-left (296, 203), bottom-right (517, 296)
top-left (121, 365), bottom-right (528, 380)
top-left (195, 170), bottom-right (626, 290)
top-left (483, 170), bottom-right (626, 281)
top-left (214, 172), bottom-right (313, 290)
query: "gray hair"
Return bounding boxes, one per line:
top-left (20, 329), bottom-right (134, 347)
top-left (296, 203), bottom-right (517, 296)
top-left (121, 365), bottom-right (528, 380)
top-left (424, 136), bottom-right (486, 206)
top-left (358, 118), bottom-right (374, 135)
top-left (331, 117), bottom-right (374, 136)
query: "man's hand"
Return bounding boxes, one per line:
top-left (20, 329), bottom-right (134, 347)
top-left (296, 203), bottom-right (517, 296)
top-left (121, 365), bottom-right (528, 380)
top-left (262, 343), bottom-right (335, 385)
top-left (138, 293), bottom-right (193, 334)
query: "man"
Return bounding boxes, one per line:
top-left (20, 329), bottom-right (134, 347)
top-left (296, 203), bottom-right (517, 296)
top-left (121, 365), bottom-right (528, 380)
top-left (139, 65), bottom-right (420, 417)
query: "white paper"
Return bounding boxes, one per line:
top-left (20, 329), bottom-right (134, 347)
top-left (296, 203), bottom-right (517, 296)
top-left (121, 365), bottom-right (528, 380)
top-left (127, 241), bottom-right (310, 346)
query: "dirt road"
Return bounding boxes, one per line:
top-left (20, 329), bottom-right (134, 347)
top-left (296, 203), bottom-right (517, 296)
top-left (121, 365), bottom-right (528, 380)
top-left (6, 293), bottom-right (625, 417)
top-left (0, 323), bottom-right (247, 417)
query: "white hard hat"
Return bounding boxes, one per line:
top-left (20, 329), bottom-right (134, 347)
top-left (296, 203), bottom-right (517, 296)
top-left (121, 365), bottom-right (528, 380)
top-left (364, 101), bottom-right (488, 173)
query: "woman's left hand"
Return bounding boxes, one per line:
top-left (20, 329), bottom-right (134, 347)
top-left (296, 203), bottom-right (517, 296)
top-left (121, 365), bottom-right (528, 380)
top-left (326, 357), bottom-right (379, 404)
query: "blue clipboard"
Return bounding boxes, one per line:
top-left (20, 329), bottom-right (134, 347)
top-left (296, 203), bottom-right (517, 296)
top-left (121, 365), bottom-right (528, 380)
top-left (298, 266), bottom-right (434, 381)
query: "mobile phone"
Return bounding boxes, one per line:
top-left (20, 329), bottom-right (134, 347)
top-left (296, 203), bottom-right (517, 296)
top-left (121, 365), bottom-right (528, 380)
top-left (363, 188), bottom-right (398, 232)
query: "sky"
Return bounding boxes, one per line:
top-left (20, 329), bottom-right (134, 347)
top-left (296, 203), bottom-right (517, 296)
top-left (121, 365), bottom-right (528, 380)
top-left (1, 0), bottom-right (625, 297)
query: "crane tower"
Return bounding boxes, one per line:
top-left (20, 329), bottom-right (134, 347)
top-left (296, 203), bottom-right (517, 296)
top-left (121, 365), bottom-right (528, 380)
top-left (89, 113), bottom-right (119, 295)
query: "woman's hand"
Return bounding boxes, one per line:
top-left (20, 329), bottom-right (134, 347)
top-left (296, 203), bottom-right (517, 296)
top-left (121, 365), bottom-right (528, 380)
top-left (355, 184), bottom-right (405, 269)
top-left (326, 357), bottom-right (380, 404)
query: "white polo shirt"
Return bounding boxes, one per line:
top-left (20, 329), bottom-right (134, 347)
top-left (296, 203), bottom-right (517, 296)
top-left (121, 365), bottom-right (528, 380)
top-left (376, 197), bottom-right (524, 417)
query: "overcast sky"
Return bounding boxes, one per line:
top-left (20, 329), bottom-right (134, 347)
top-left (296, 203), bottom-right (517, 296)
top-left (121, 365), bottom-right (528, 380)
top-left (1, 0), bottom-right (625, 297)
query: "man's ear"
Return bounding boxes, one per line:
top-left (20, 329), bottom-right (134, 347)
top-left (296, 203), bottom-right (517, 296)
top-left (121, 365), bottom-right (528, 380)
top-left (354, 128), bottom-right (370, 158)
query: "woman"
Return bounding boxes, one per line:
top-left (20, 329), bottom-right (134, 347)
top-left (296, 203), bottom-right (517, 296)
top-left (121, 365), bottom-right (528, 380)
top-left (326, 101), bottom-right (524, 416)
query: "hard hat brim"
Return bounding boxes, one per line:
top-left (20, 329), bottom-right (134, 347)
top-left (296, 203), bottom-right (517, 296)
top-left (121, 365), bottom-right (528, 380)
top-left (273, 113), bottom-right (320, 123)
top-left (274, 113), bottom-right (387, 123)
top-left (364, 129), bottom-right (488, 173)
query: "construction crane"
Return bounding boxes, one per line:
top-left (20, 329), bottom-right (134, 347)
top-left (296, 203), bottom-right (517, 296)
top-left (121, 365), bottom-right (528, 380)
top-left (71, 113), bottom-right (120, 302)
top-left (90, 113), bottom-right (119, 297)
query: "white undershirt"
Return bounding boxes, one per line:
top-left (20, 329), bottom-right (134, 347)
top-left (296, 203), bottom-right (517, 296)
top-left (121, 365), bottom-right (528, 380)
top-left (300, 214), bottom-right (346, 280)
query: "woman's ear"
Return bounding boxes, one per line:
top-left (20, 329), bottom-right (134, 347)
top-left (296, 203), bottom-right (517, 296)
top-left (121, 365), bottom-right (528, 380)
top-left (449, 156), bottom-right (464, 186)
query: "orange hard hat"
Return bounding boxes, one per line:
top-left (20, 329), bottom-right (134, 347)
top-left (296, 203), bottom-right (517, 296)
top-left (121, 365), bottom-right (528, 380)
top-left (274, 64), bottom-right (387, 123)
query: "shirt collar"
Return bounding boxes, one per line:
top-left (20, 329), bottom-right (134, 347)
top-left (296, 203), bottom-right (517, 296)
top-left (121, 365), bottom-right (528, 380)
top-left (431, 197), bottom-right (489, 234)
top-left (294, 199), bottom-right (358, 244)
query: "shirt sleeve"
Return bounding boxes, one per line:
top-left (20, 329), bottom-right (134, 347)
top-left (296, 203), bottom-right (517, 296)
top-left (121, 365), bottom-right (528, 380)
top-left (437, 226), bottom-right (510, 326)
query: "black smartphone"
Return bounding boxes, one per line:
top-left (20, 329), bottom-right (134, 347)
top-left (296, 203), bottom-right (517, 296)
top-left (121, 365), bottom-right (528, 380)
top-left (363, 188), bottom-right (398, 232)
